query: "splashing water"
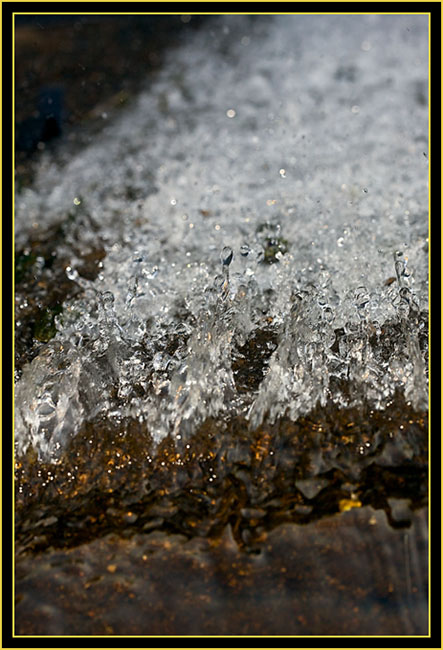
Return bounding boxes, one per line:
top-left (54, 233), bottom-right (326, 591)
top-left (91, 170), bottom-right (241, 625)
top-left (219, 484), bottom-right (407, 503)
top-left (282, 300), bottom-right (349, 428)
top-left (14, 15), bottom-right (428, 462)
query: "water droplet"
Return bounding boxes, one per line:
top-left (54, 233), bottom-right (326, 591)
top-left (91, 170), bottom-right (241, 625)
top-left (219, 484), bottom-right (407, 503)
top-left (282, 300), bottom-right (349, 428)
top-left (66, 266), bottom-right (78, 280)
top-left (255, 246), bottom-right (265, 263)
top-left (132, 251), bottom-right (144, 264)
top-left (323, 307), bottom-right (334, 323)
top-left (240, 244), bottom-right (251, 257)
top-left (399, 287), bottom-right (412, 302)
top-left (214, 274), bottom-right (225, 290)
top-left (101, 291), bottom-right (115, 310)
top-left (354, 287), bottom-right (370, 311)
top-left (226, 109), bottom-right (236, 118)
top-left (394, 250), bottom-right (409, 286)
top-left (221, 246), bottom-right (233, 266)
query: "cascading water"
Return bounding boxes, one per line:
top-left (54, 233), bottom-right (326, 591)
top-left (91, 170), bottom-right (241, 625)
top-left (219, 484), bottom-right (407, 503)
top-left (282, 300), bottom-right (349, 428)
top-left (15, 14), bottom-right (428, 462)
top-left (14, 14), bottom-right (429, 636)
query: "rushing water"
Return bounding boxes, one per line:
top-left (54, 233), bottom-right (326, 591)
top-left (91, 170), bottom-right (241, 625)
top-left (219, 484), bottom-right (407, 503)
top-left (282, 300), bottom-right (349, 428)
top-left (14, 15), bottom-right (429, 636)
top-left (14, 15), bottom-right (428, 462)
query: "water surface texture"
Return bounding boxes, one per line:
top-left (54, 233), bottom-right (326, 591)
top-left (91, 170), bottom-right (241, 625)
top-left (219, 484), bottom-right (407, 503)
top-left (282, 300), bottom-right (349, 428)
top-left (15, 15), bottom-right (428, 636)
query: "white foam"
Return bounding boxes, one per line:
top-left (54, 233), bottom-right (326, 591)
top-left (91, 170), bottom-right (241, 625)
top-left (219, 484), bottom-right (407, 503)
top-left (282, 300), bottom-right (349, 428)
top-left (15, 15), bottom-right (428, 460)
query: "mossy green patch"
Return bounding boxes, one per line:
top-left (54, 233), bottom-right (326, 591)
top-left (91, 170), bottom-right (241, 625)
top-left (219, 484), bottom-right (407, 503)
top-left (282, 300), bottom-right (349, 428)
top-left (33, 304), bottom-right (63, 342)
top-left (15, 251), bottom-right (37, 285)
top-left (256, 221), bottom-right (289, 264)
top-left (263, 236), bottom-right (289, 264)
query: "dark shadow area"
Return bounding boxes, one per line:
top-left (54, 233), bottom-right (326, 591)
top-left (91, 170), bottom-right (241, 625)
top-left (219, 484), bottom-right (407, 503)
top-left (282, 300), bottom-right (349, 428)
top-left (15, 14), bottom-right (210, 184)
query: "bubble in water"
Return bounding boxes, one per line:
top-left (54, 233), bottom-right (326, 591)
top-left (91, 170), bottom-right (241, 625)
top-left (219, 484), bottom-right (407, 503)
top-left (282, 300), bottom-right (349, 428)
top-left (398, 286), bottom-right (419, 314)
top-left (101, 290), bottom-right (115, 310)
top-left (174, 322), bottom-right (190, 337)
top-left (144, 265), bottom-right (159, 280)
top-left (240, 244), bottom-right (251, 257)
top-left (399, 286), bottom-right (411, 302)
top-left (132, 250), bottom-right (144, 264)
top-left (354, 286), bottom-right (370, 310)
top-left (322, 306), bottom-right (334, 324)
top-left (221, 246), bottom-right (233, 266)
top-left (255, 245), bottom-right (265, 263)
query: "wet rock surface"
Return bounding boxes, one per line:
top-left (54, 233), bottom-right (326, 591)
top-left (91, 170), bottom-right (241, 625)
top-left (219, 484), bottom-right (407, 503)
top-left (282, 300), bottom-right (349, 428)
top-left (15, 507), bottom-right (428, 636)
top-left (15, 396), bottom-right (428, 635)
top-left (15, 399), bottom-right (428, 555)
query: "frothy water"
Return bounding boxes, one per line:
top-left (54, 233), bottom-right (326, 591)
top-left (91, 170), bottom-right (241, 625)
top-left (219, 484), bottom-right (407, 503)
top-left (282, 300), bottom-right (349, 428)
top-left (15, 15), bottom-right (428, 462)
